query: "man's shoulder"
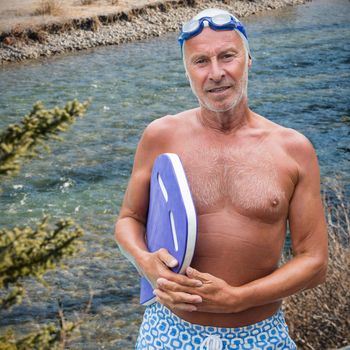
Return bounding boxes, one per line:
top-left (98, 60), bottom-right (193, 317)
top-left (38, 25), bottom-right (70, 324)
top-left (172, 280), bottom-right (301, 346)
top-left (257, 115), bottom-right (313, 151)
top-left (277, 127), bottom-right (314, 154)
top-left (263, 120), bottom-right (317, 167)
top-left (143, 109), bottom-right (195, 140)
top-left (255, 114), bottom-right (316, 165)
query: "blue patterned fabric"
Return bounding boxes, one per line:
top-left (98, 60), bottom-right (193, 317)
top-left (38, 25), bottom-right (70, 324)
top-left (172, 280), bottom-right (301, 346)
top-left (136, 302), bottom-right (297, 349)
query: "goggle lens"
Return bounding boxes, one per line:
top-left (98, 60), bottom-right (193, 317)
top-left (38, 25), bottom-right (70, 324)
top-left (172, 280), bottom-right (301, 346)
top-left (182, 19), bottom-right (200, 33)
top-left (211, 13), bottom-right (232, 26)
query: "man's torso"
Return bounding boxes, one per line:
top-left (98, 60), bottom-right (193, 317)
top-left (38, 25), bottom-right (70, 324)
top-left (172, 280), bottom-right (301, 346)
top-left (149, 109), bottom-right (299, 327)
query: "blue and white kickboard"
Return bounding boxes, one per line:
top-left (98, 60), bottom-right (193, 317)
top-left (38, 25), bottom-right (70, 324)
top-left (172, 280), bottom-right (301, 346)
top-left (140, 153), bottom-right (197, 305)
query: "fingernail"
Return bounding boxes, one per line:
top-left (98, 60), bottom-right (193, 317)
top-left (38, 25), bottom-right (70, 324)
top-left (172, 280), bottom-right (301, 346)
top-left (187, 267), bottom-right (193, 274)
top-left (189, 306), bottom-right (197, 312)
top-left (170, 259), bottom-right (178, 267)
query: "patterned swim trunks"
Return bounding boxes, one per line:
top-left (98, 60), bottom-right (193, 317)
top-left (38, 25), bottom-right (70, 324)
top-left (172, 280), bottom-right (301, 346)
top-left (136, 302), bottom-right (297, 350)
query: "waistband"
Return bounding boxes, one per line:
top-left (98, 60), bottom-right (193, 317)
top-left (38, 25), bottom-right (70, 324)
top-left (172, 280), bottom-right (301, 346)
top-left (150, 302), bottom-right (288, 337)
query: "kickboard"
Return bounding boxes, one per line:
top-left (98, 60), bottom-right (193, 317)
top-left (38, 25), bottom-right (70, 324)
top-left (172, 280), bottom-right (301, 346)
top-left (140, 153), bottom-right (197, 305)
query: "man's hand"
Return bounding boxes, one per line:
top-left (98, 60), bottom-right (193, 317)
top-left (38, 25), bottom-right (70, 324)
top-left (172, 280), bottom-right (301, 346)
top-left (154, 266), bottom-right (244, 313)
top-left (138, 248), bottom-right (203, 311)
top-left (138, 247), bottom-right (178, 286)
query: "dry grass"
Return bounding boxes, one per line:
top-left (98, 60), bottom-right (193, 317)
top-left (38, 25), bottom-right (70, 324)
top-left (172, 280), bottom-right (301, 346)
top-left (34, 0), bottom-right (64, 16)
top-left (0, 0), bottom-right (155, 32)
top-left (284, 181), bottom-right (350, 349)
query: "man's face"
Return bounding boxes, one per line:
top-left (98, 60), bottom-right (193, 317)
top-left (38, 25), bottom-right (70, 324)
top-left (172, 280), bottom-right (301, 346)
top-left (184, 28), bottom-right (250, 113)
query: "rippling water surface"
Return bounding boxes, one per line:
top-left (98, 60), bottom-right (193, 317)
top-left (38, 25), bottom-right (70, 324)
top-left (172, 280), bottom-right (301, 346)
top-left (0, 0), bottom-right (349, 348)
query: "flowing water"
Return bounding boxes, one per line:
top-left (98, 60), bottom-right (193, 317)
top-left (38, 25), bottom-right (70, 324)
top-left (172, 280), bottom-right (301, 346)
top-left (0, 0), bottom-right (349, 348)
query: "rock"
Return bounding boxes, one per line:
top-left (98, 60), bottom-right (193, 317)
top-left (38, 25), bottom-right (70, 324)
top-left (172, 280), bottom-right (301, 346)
top-left (0, 0), bottom-right (309, 65)
top-left (2, 36), bottom-right (15, 46)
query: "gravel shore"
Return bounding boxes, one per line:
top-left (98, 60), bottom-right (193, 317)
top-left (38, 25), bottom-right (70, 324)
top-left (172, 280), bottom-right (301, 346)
top-left (0, 0), bottom-right (307, 65)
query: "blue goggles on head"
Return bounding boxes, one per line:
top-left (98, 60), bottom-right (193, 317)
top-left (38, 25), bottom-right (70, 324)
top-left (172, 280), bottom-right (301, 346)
top-left (178, 13), bottom-right (249, 49)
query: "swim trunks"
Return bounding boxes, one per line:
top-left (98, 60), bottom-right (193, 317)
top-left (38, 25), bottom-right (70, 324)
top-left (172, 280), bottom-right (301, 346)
top-left (136, 302), bottom-right (297, 349)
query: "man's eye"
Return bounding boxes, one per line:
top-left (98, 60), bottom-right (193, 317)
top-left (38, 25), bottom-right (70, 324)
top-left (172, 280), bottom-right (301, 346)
top-left (194, 58), bottom-right (207, 65)
top-left (222, 54), bottom-right (235, 60)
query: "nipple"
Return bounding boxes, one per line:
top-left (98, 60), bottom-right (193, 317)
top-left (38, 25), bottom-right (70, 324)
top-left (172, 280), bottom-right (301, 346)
top-left (271, 198), bottom-right (279, 207)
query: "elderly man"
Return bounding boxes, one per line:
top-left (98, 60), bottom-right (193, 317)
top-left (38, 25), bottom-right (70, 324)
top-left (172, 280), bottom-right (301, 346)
top-left (115, 8), bottom-right (328, 350)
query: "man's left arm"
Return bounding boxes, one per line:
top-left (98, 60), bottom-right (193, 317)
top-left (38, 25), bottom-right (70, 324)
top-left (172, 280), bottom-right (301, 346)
top-left (155, 134), bottom-right (328, 313)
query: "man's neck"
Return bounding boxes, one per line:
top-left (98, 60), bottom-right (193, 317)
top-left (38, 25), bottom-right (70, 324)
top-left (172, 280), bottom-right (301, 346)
top-left (197, 98), bottom-right (251, 134)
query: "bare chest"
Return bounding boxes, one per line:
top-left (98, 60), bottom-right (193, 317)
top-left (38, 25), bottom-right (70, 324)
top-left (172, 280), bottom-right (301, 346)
top-left (179, 146), bottom-right (293, 223)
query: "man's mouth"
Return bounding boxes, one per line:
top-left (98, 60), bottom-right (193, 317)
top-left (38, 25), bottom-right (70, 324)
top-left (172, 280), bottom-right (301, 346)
top-left (207, 86), bottom-right (231, 93)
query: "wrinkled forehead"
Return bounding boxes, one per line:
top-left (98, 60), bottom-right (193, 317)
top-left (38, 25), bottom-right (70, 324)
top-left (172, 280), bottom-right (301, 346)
top-left (184, 27), bottom-right (246, 57)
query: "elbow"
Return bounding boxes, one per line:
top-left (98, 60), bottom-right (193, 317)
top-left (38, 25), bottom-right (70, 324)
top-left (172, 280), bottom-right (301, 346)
top-left (314, 263), bottom-right (327, 286)
top-left (316, 250), bottom-right (329, 285)
top-left (307, 256), bottom-right (328, 289)
top-left (318, 258), bottom-right (328, 285)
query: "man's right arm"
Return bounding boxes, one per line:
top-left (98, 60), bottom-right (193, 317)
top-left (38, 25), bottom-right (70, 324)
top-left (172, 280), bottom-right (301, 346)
top-left (114, 119), bottom-right (203, 304)
top-left (115, 120), bottom-right (176, 282)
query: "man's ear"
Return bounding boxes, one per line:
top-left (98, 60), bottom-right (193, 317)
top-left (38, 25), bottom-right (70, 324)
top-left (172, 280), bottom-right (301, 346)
top-left (248, 56), bottom-right (252, 69)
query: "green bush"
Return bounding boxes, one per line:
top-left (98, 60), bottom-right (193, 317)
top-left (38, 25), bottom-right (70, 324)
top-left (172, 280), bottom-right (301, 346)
top-left (0, 100), bottom-right (89, 349)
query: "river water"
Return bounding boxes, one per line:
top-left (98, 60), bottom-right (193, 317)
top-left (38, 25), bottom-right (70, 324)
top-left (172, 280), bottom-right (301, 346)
top-left (0, 0), bottom-right (349, 348)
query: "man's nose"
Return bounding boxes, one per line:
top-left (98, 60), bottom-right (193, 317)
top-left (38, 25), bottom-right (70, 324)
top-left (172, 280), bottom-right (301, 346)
top-left (209, 59), bottom-right (225, 82)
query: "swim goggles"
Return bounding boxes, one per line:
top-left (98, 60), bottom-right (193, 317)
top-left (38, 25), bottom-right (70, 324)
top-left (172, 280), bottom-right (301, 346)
top-left (178, 13), bottom-right (249, 49)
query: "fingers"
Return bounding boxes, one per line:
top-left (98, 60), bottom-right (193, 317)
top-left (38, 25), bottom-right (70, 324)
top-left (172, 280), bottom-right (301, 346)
top-left (154, 288), bottom-right (201, 312)
top-left (157, 273), bottom-right (203, 288)
top-left (171, 273), bottom-right (203, 287)
top-left (157, 248), bottom-right (178, 268)
top-left (155, 288), bottom-right (202, 304)
top-left (186, 266), bottom-right (211, 283)
top-left (154, 250), bottom-right (205, 291)
top-left (186, 266), bottom-right (199, 278)
top-left (157, 277), bottom-right (202, 293)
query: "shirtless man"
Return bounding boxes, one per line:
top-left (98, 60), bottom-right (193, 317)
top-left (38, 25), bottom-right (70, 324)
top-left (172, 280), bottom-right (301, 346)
top-left (115, 8), bottom-right (328, 349)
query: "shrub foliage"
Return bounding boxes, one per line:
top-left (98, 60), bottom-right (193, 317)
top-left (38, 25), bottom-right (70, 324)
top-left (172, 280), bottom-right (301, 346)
top-left (0, 100), bottom-right (89, 177)
top-left (0, 100), bottom-right (88, 349)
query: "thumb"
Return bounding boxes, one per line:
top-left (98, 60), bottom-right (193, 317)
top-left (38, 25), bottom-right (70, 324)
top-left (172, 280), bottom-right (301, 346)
top-left (158, 248), bottom-right (178, 268)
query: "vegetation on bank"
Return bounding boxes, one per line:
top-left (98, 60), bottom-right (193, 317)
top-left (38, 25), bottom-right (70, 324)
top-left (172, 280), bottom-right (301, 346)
top-left (34, 0), bottom-right (120, 17)
top-left (0, 0), bottom-right (304, 48)
top-left (0, 100), bottom-right (89, 349)
top-left (0, 0), bottom-right (194, 46)
top-left (285, 182), bottom-right (350, 349)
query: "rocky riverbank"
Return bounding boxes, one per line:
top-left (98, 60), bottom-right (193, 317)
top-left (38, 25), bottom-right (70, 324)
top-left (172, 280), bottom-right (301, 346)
top-left (0, 0), bottom-right (307, 65)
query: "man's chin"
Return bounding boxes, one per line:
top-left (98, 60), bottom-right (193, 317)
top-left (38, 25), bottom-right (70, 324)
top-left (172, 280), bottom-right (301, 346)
top-left (200, 98), bottom-right (242, 113)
